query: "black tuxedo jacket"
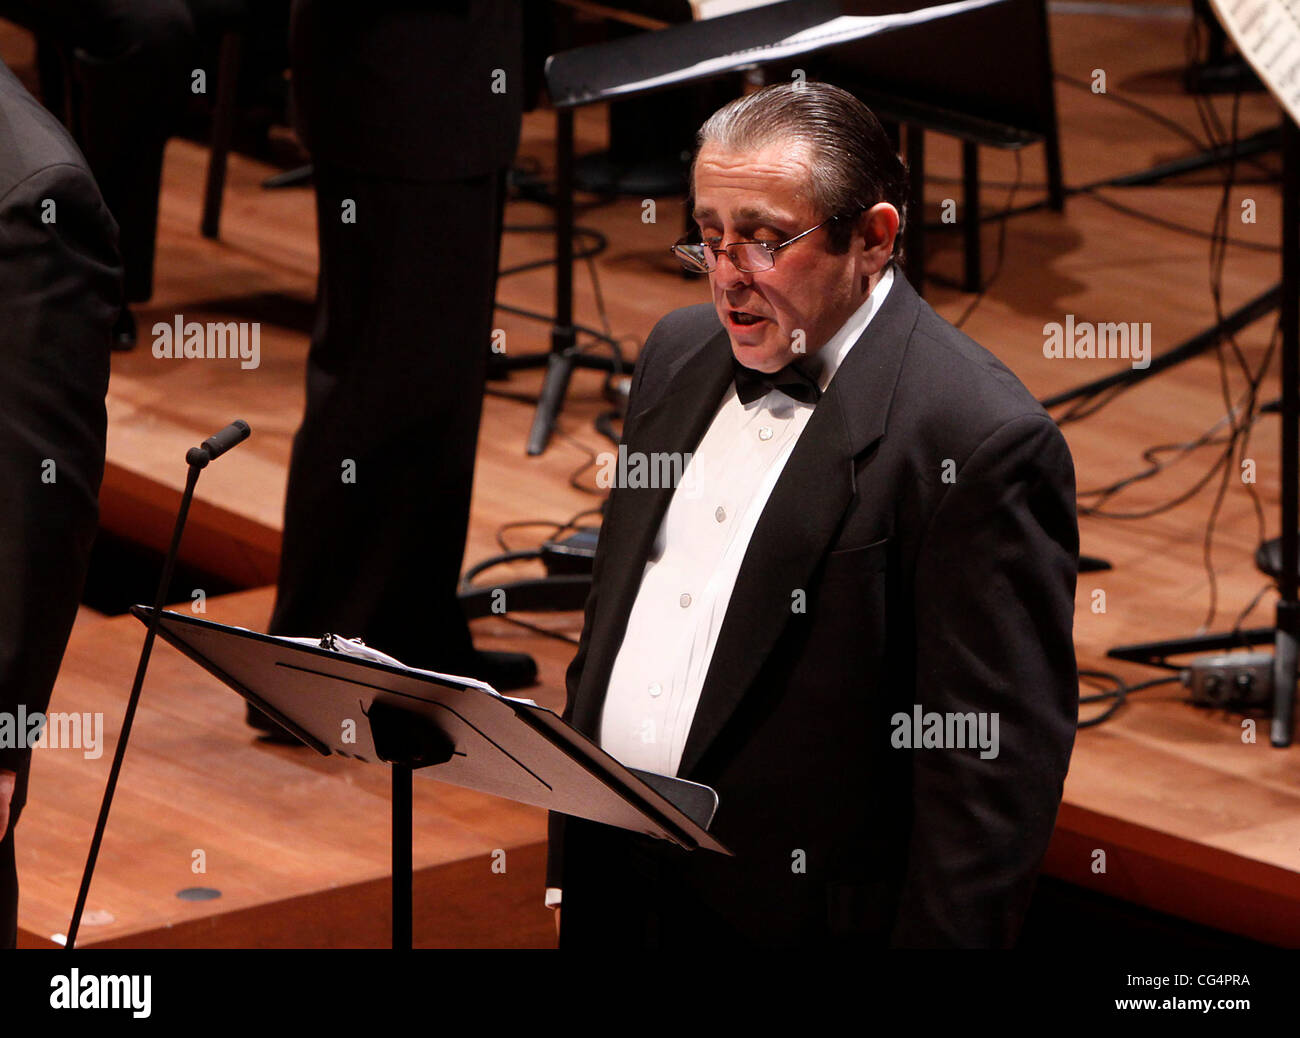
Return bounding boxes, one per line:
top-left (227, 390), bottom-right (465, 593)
top-left (0, 56), bottom-right (118, 820)
top-left (548, 270), bottom-right (1079, 948)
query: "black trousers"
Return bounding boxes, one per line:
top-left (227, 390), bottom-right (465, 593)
top-left (0, 0), bottom-right (194, 301)
top-left (558, 815), bottom-right (900, 949)
top-left (558, 818), bottom-right (757, 950)
top-left (268, 163), bottom-right (506, 671)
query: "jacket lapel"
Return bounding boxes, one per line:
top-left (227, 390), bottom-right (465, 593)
top-left (676, 271), bottom-right (923, 777)
top-left (569, 325), bottom-right (735, 737)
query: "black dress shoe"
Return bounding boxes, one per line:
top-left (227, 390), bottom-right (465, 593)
top-left (111, 306), bottom-right (136, 351)
top-left (464, 649), bottom-right (538, 691)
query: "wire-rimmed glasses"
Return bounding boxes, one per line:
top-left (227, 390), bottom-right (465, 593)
top-left (671, 213), bottom-right (850, 273)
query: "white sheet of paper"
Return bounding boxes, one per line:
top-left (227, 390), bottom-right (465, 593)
top-left (607, 0), bottom-right (1007, 99)
top-left (274, 633), bottom-right (502, 695)
top-left (1208, 0), bottom-right (1300, 124)
top-left (690, 0), bottom-right (788, 20)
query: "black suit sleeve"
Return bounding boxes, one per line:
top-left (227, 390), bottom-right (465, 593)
top-left (890, 413), bottom-right (1079, 947)
top-left (0, 161), bottom-right (118, 810)
top-left (545, 320), bottom-right (660, 892)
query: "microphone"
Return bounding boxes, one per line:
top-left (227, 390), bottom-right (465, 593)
top-left (187, 419), bottom-right (251, 467)
top-left (67, 419), bottom-right (251, 949)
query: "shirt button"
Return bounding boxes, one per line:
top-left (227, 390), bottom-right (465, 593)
top-left (648, 683), bottom-right (662, 697)
top-left (759, 426), bottom-right (774, 441)
top-left (715, 506), bottom-right (726, 523)
top-left (679, 593), bottom-right (692, 608)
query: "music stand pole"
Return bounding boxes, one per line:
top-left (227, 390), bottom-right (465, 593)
top-left (1271, 114), bottom-right (1299, 747)
top-left (392, 763), bottom-right (413, 949)
top-left (527, 105), bottom-right (579, 456)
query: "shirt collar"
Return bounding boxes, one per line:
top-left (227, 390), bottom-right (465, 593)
top-left (801, 264), bottom-right (895, 393)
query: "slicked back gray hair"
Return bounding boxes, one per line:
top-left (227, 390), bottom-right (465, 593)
top-left (694, 81), bottom-right (908, 262)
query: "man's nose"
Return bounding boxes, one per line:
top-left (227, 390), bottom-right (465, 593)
top-left (712, 248), bottom-right (752, 287)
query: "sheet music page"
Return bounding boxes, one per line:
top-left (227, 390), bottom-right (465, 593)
top-left (1208, 0), bottom-right (1300, 122)
top-left (275, 633), bottom-right (504, 695)
top-left (611, 0), bottom-right (1006, 98)
top-left (690, 0), bottom-right (788, 19)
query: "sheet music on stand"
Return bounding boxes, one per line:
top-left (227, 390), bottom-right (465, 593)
top-left (552, 0), bottom-right (1008, 102)
top-left (1208, 0), bottom-right (1300, 123)
top-left (690, 0), bottom-right (787, 18)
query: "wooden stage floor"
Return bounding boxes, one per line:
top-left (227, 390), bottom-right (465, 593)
top-left (5, 3), bottom-right (1300, 947)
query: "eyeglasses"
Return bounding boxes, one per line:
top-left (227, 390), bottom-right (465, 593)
top-left (671, 213), bottom-right (852, 274)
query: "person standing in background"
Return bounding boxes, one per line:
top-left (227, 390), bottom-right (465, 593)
top-left (0, 53), bottom-right (120, 948)
top-left (0, 0), bottom-right (195, 349)
top-left (254, 0), bottom-right (533, 741)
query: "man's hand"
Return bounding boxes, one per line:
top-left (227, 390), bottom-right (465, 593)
top-left (0, 769), bottom-right (16, 843)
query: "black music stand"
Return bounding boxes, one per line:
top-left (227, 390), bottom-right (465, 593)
top-left (530, 0), bottom-right (1042, 453)
top-left (132, 607), bottom-right (731, 948)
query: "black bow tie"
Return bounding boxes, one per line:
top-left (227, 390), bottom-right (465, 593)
top-left (733, 359), bottom-right (823, 406)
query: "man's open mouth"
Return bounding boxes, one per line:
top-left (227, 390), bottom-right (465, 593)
top-left (730, 310), bottom-right (764, 326)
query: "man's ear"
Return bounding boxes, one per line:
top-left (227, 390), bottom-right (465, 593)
top-left (859, 202), bottom-right (900, 273)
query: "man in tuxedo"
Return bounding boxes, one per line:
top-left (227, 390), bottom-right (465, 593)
top-left (0, 54), bottom-right (120, 948)
top-left (547, 82), bottom-right (1079, 948)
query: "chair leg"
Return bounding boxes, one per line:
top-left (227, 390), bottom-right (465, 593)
top-left (881, 118), bottom-right (901, 153)
top-left (263, 164), bottom-right (313, 189)
top-left (202, 31), bottom-right (242, 240)
top-left (39, 39), bottom-right (77, 134)
top-left (680, 199), bottom-right (698, 280)
top-left (903, 124), bottom-right (925, 297)
top-left (962, 140), bottom-right (981, 293)
top-left (1045, 125), bottom-right (1065, 213)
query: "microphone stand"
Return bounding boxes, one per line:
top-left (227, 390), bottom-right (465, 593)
top-left (64, 420), bottom-right (251, 949)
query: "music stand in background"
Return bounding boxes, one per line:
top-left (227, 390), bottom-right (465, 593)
top-left (528, 0), bottom-right (1059, 453)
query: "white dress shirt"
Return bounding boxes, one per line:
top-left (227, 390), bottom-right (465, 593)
top-left (547, 268), bottom-right (894, 910)
top-left (598, 266), bottom-right (894, 776)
